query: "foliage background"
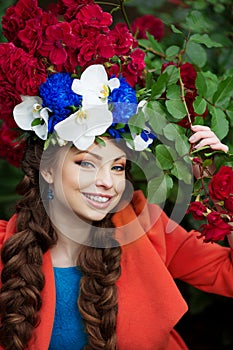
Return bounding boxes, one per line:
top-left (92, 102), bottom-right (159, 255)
top-left (0, 0), bottom-right (233, 348)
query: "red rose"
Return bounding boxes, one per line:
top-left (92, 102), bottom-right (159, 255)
top-left (4, 47), bottom-right (47, 96)
top-left (109, 23), bottom-right (134, 55)
top-left (0, 124), bottom-right (25, 168)
top-left (209, 166), bottom-right (233, 201)
top-left (38, 22), bottom-right (73, 66)
top-left (131, 15), bottom-right (164, 41)
top-left (201, 212), bottom-right (232, 242)
top-left (97, 34), bottom-right (115, 59)
top-left (18, 18), bottom-right (43, 54)
top-left (0, 43), bottom-right (17, 77)
top-left (70, 20), bottom-right (98, 49)
top-left (187, 201), bottom-right (207, 220)
top-left (0, 78), bottom-right (22, 129)
top-left (224, 196), bottom-right (233, 213)
top-left (63, 0), bottom-right (94, 21)
top-left (180, 62), bottom-right (197, 90)
top-left (2, 0), bottom-right (42, 43)
top-left (78, 39), bottom-right (97, 66)
top-left (122, 49), bottom-right (146, 87)
top-left (15, 58), bottom-right (47, 96)
top-left (76, 4), bottom-right (112, 31)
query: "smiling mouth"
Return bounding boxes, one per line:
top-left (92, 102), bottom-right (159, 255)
top-left (83, 193), bottom-right (112, 203)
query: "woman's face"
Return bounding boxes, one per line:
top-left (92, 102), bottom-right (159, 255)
top-left (43, 139), bottom-right (127, 223)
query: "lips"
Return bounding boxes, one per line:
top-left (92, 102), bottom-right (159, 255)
top-left (84, 193), bottom-right (111, 203)
top-left (82, 192), bottom-right (114, 209)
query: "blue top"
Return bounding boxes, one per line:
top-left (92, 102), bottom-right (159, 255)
top-left (48, 267), bottom-right (87, 350)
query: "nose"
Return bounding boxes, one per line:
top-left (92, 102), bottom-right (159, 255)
top-left (95, 165), bottom-right (113, 189)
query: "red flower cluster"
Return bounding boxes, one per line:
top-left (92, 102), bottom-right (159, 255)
top-left (131, 15), bottom-right (164, 41)
top-left (0, 123), bottom-right (25, 167)
top-left (188, 166), bottom-right (233, 243)
top-left (0, 0), bottom-right (146, 165)
top-left (2, 0), bottom-right (145, 82)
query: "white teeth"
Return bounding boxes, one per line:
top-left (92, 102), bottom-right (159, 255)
top-left (84, 194), bottom-right (110, 203)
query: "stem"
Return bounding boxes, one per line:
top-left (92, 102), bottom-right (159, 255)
top-left (96, 1), bottom-right (120, 7)
top-left (118, 0), bottom-right (131, 31)
top-left (179, 68), bottom-right (192, 126)
top-left (139, 42), bottom-right (166, 58)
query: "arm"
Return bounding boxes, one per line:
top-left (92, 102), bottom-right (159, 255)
top-left (159, 210), bottom-right (233, 297)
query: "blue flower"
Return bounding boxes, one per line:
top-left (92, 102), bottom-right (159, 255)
top-left (39, 73), bottom-right (82, 132)
top-left (109, 77), bottom-right (137, 123)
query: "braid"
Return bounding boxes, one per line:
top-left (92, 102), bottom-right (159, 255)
top-left (78, 218), bottom-right (122, 350)
top-left (0, 139), bottom-right (57, 350)
top-left (0, 140), bottom-right (131, 349)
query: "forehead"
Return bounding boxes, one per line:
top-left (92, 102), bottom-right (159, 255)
top-left (70, 139), bottom-right (127, 160)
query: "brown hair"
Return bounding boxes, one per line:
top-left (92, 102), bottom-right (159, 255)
top-left (0, 138), bottom-right (131, 350)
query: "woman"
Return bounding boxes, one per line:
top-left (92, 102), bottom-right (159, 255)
top-left (0, 62), bottom-right (232, 350)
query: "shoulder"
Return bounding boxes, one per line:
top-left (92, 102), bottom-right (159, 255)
top-left (0, 214), bottom-right (17, 247)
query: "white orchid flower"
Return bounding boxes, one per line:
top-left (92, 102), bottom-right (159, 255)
top-left (71, 64), bottom-right (120, 109)
top-left (54, 105), bottom-right (113, 150)
top-left (127, 128), bottom-right (154, 151)
top-left (13, 96), bottom-right (51, 140)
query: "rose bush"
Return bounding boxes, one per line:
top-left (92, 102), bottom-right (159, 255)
top-left (0, 0), bottom-right (232, 243)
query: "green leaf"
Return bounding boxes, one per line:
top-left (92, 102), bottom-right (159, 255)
top-left (163, 124), bottom-right (190, 157)
top-left (31, 118), bottom-right (42, 127)
top-left (165, 45), bottom-right (180, 58)
top-left (151, 73), bottom-right (168, 99)
top-left (155, 144), bottom-right (177, 170)
top-left (171, 161), bottom-right (192, 184)
top-left (165, 99), bottom-right (187, 120)
top-left (147, 33), bottom-right (165, 54)
top-left (193, 116), bottom-right (204, 126)
top-left (201, 71), bottom-right (218, 101)
top-left (185, 42), bottom-right (207, 68)
top-left (170, 24), bottom-right (183, 35)
top-left (166, 84), bottom-right (180, 100)
top-left (209, 106), bottom-right (229, 140)
top-left (128, 109), bottom-right (146, 134)
top-left (162, 65), bottom-right (179, 86)
top-left (212, 76), bottom-right (233, 108)
top-left (193, 96), bottom-right (207, 115)
top-left (147, 174), bottom-right (173, 204)
top-left (196, 72), bottom-right (207, 97)
top-left (163, 123), bottom-right (185, 141)
top-left (186, 10), bottom-right (213, 33)
top-left (146, 101), bottom-right (168, 135)
top-left (190, 34), bottom-right (222, 48)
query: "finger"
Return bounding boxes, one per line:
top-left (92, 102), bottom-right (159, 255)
top-left (189, 130), bottom-right (216, 143)
top-left (209, 143), bottom-right (229, 153)
top-left (195, 138), bottom-right (229, 152)
top-left (191, 125), bottom-right (211, 132)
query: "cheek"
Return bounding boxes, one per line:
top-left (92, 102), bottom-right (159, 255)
top-left (69, 168), bottom-right (97, 190)
top-left (115, 176), bottom-right (126, 194)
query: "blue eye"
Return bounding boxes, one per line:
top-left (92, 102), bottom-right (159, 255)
top-left (76, 161), bottom-right (95, 168)
top-left (112, 165), bottom-right (125, 172)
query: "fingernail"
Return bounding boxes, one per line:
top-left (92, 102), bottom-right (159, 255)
top-left (189, 136), bottom-right (195, 142)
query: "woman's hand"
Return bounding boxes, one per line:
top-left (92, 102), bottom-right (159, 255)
top-left (189, 125), bottom-right (229, 153)
top-left (189, 125), bottom-right (229, 178)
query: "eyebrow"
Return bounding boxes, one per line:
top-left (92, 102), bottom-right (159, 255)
top-left (74, 151), bottom-right (126, 162)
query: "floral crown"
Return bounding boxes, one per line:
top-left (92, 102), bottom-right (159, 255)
top-left (0, 0), bottom-right (155, 166)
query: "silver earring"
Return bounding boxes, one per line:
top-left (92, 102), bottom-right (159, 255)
top-left (47, 187), bottom-right (54, 200)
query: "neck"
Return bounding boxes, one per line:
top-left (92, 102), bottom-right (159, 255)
top-left (50, 231), bottom-right (81, 267)
top-left (48, 200), bottom-right (92, 267)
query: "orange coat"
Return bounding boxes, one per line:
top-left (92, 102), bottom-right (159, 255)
top-left (1, 190), bottom-right (233, 350)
